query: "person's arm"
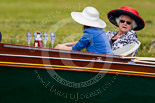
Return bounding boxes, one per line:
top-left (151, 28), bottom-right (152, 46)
top-left (127, 30), bottom-right (139, 44)
top-left (72, 31), bottom-right (91, 51)
top-left (63, 41), bottom-right (78, 47)
top-left (55, 44), bottom-right (72, 50)
top-left (55, 29), bottom-right (91, 51)
top-left (126, 30), bottom-right (139, 56)
top-left (54, 41), bottom-right (78, 50)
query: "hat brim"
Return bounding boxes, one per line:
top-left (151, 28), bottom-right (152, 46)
top-left (108, 9), bottom-right (145, 30)
top-left (71, 12), bottom-right (106, 28)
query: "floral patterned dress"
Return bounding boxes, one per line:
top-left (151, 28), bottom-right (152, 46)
top-left (106, 30), bottom-right (139, 56)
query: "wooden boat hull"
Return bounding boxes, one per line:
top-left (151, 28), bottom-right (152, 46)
top-left (0, 66), bottom-right (155, 103)
top-left (0, 53), bottom-right (155, 78)
top-left (0, 43), bottom-right (155, 103)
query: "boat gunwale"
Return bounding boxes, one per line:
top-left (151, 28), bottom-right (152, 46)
top-left (3, 44), bottom-right (124, 59)
top-left (0, 53), bottom-right (155, 68)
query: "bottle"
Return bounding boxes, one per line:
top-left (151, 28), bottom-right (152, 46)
top-left (33, 32), bottom-right (43, 48)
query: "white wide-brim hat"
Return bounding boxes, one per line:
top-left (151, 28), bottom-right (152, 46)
top-left (71, 6), bottom-right (106, 28)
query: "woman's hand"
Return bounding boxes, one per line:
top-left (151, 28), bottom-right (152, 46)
top-left (55, 41), bottom-right (78, 50)
top-left (63, 41), bottom-right (78, 46)
top-left (55, 44), bottom-right (72, 50)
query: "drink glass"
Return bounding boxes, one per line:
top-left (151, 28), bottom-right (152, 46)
top-left (26, 32), bottom-right (32, 46)
top-left (43, 33), bottom-right (48, 48)
top-left (33, 32), bottom-right (37, 41)
top-left (50, 33), bottom-right (55, 48)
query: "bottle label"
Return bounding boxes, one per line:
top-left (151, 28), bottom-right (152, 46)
top-left (35, 42), bottom-right (38, 47)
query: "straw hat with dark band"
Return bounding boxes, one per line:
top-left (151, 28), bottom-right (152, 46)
top-left (107, 6), bottom-right (145, 31)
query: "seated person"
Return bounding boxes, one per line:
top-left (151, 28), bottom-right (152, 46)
top-left (106, 6), bottom-right (145, 56)
top-left (55, 6), bottom-right (113, 55)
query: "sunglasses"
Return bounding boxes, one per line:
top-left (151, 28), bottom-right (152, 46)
top-left (120, 20), bottom-right (132, 25)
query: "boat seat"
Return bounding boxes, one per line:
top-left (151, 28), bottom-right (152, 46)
top-left (113, 41), bottom-right (141, 57)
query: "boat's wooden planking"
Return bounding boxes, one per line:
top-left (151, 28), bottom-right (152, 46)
top-left (0, 53), bottom-right (155, 78)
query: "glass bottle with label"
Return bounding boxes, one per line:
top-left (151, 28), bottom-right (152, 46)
top-left (33, 32), bottom-right (43, 48)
